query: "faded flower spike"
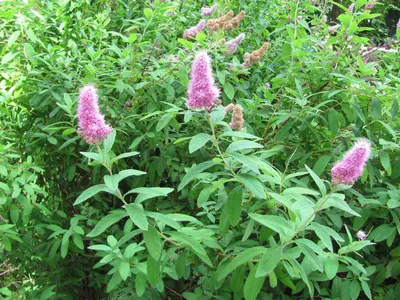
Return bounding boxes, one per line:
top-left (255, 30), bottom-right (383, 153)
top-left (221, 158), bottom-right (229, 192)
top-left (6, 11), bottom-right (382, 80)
top-left (229, 104), bottom-right (244, 131)
top-left (77, 84), bottom-right (113, 144)
top-left (183, 20), bottom-right (206, 39)
top-left (201, 4), bottom-right (217, 17)
top-left (243, 42), bottom-right (269, 67)
top-left (187, 52), bottom-right (220, 109)
top-left (331, 139), bottom-right (371, 185)
top-left (226, 33), bottom-right (245, 55)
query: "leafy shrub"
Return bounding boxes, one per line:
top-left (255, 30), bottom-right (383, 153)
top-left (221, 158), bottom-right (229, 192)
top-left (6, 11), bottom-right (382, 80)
top-left (1, 0), bottom-right (399, 299)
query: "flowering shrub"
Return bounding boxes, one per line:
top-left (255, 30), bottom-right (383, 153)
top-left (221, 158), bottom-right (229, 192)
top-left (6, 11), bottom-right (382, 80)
top-left (0, 0), bottom-right (400, 299)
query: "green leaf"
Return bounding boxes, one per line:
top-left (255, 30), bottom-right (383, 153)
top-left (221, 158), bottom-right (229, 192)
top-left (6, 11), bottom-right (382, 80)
top-left (118, 169), bottom-right (146, 180)
top-left (103, 129), bottom-right (116, 153)
top-left (227, 186), bottom-right (243, 226)
top-left (350, 280), bottom-right (361, 300)
top-left (237, 174), bottom-right (266, 199)
top-left (135, 273), bottom-right (146, 296)
top-left (224, 82), bottom-right (235, 100)
top-left (74, 184), bottom-right (108, 205)
top-left (177, 38), bottom-right (193, 49)
top-left (339, 240), bottom-right (374, 255)
top-left (255, 246), bottom-right (282, 277)
top-left (87, 210), bottom-right (128, 237)
top-left (390, 98), bottom-right (398, 119)
top-left (167, 231), bottom-right (213, 267)
top-left (217, 247), bottom-right (266, 280)
top-left (244, 263), bottom-right (265, 300)
top-left (61, 231), bottom-right (71, 258)
top-left (7, 31), bottom-right (20, 48)
top-left (104, 174), bottom-right (120, 191)
top-left (119, 261), bottom-right (130, 281)
top-left (226, 140), bottom-right (263, 153)
top-left (249, 213), bottom-right (295, 241)
top-left (325, 256), bottom-right (339, 279)
top-left (175, 251), bottom-right (187, 279)
top-left (124, 243), bottom-right (145, 259)
top-left (156, 114), bottom-right (173, 132)
top-left (229, 152), bottom-right (260, 174)
top-left (305, 165), bottom-right (326, 196)
top-left (379, 151), bottom-right (391, 175)
top-left (370, 98), bottom-right (381, 120)
top-left (189, 133), bottom-right (211, 153)
top-left (125, 203), bottom-right (148, 230)
top-left (143, 8), bottom-right (153, 20)
top-left (147, 256), bottom-right (161, 287)
top-left (296, 240), bottom-right (323, 272)
top-left (10, 204), bottom-right (19, 224)
top-left (178, 161), bottom-right (218, 191)
top-left (312, 155), bottom-right (331, 176)
top-left (125, 187), bottom-right (174, 203)
top-left (322, 193), bottom-right (360, 217)
top-left (1, 52), bottom-right (18, 64)
top-left (328, 109), bottom-right (339, 135)
top-left (147, 212), bottom-right (182, 230)
top-left (210, 106), bottom-right (226, 123)
top-left (143, 225), bottom-right (162, 260)
top-left (361, 280), bottom-right (372, 299)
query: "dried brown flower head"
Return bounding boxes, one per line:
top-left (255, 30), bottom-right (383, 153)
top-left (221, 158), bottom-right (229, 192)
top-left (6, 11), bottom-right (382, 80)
top-left (243, 42), bottom-right (269, 67)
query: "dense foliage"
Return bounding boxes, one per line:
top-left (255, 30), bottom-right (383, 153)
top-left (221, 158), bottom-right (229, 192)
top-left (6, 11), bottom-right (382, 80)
top-left (1, 0), bottom-right (400, 299)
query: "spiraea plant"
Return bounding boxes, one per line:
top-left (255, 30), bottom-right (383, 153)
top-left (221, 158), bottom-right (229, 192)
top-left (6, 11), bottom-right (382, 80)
top-left (0, 0), bottom-right (399, 299)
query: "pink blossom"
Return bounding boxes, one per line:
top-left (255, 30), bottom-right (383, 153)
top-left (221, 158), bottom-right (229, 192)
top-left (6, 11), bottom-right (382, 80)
top-left (348, 3), bottom-right (355, 12)
top-left (183, 20), bottom-right (206, 39)
top-left (265, 82), bottom-right (271, 89)
top-left (201, 4), bottom-right (217, 17)
top-left (331, 139), bottom-right (371, 185)
top-left (397, 18), bottom-right (400, 29)
top-left (328, 24), bottom-right (340, 34)
top-left (356, 230), bottom-right (367, 240)
top-left (365, 2), bottom-right (376, 10)
top-left (77, 85), bottom-right (113, 144)
top-left (187, 52), bottom-right (220, 109)
top-left (226, 33), bottom-right (245, 55)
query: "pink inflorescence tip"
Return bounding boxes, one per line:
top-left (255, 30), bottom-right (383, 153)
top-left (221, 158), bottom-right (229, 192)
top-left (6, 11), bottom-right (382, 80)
top-left (397, 18), bottom-right (400, 29)
top-left (348, 3), bottom-right (355, 12)
top-left (356, 230), bottom-right (367, 240)
top-left (187, 52), bottom-right (220, 109)
top-left (77, 84), bottom-right (113, 144)
top-left (183, 20), bottom-right (206, 38)
top-left (226, 33), bottom-right (245, 55)
top-left (331, 139), bottom-right (371, 185)
top-left (201, 4), bottom-right (217, 17)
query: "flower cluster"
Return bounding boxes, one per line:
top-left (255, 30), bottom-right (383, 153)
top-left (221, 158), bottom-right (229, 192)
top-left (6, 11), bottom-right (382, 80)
top-left (226, 33), bottom-right (245, 55)
top-left (183, 20), bottom-right (206, 39)
top-left (356, 230), bottom-right (367, 241)
top-left (331, 139), bottom-right (371, 185)
top-left (348, 3), bottom-right (355, 12)
top-left (243, 42), bottom-right (269, 67)
top-left (77, 84), bottom-right (113, 144)
top-left (207, 10), bottom-right (245, 32)
top-left (201, 4), bottom-right (217, 17)
top-left (187, 52), bottom-right (220, 109)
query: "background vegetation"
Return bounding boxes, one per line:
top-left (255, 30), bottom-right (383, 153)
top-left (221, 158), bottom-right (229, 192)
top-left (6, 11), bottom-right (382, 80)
top-left (0, 0), bottom-right (399, 299)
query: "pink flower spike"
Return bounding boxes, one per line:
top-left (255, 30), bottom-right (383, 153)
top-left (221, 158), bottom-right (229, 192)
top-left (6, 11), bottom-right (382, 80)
top-left (77, 84), bottom-right (113, 144)
top-left (397, 18), bottom-right (400, 29)
top-left (226, 33), bottom-right (245, 55)
top-left (187, 52), bottom-right (220, 109)
top-left (201, 4), bottom-right (217, 17)
top-left (348, 3), bottom-right (355, 12)
top-left (265, 82), bottom-right (271, 89)
top-left (183, 20), bottom-right (206, 39)
top-left (331, 139), bottom-right (371, 185)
